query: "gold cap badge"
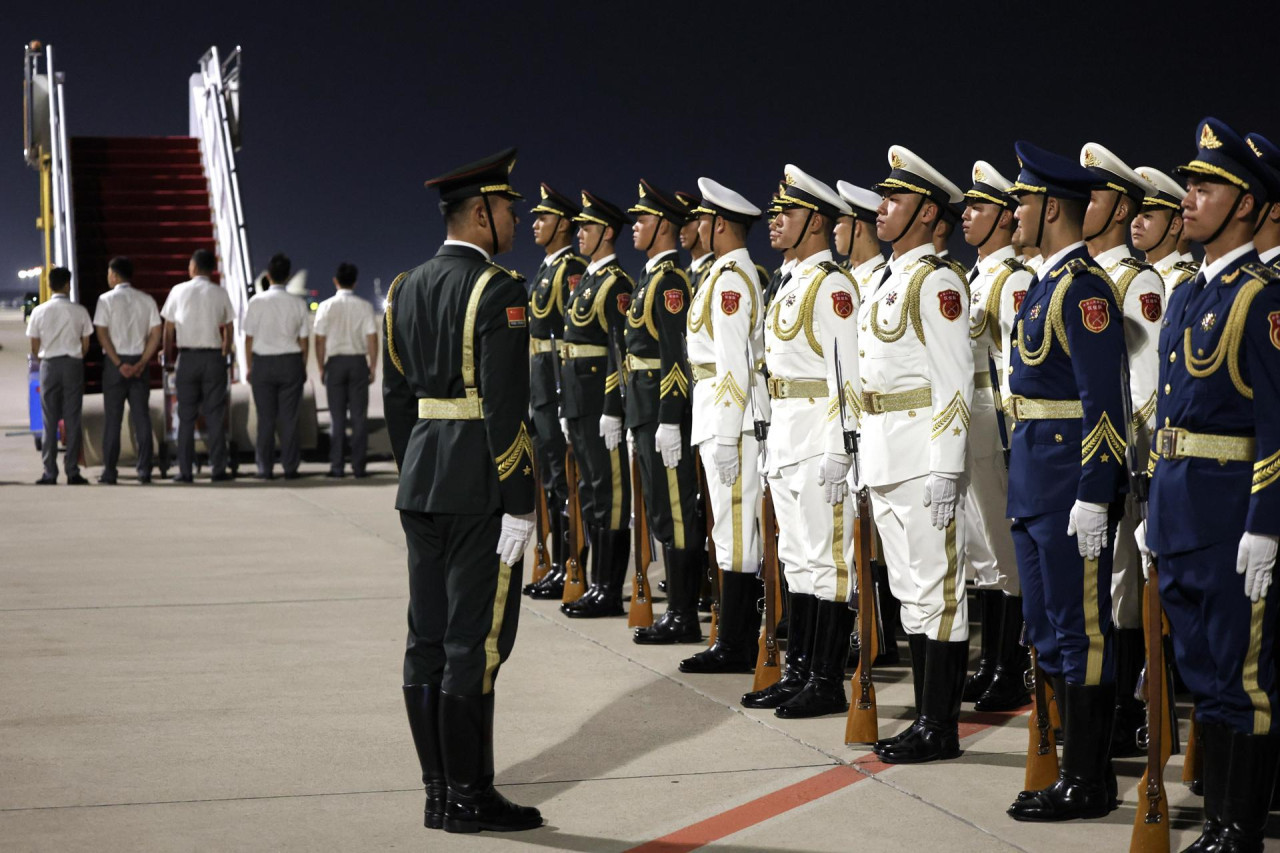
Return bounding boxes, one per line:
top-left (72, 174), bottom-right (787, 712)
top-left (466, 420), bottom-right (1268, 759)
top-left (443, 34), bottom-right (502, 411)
top-left (1201, 124), bottom-right (1223, 150)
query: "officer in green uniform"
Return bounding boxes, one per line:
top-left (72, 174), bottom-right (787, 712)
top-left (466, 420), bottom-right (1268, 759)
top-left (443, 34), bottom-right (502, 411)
top-left (385, 149), bottom-right (541, 833)
top-left (523, 183), bottom-right (589, 599)
top-left (559, 191), bottom-right (636, 618)
top-left (678, 189), bottom-right (716, 291)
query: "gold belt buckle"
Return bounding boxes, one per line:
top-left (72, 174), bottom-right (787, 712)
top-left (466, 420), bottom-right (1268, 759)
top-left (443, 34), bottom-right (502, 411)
top-left (1158, 428), bottom-right (1180, 460)
top-left (767, 376), bottom-right (781, 398)
top-left (1007, 395), bottom-right (1024, 421)
top-left (861, 391), bottom-right (882, 414)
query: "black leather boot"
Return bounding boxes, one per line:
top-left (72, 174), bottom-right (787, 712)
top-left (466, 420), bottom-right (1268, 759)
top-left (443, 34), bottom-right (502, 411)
top-left (873, 561), bottom-right (902, 665)
top-left (877, 639), bottom-right (967, 763)
top-left (565, 529), bottom-right (628, 618)
top-left (561, 526), bottom-right (604, 614)
top-left (1110, 628), bottom-right (1146, 758)
top-left (1208, 726), bottom-right (1279, 853)
top-left (404, 684), bottom-right (445, 829)
top-left (963, 590), bottom-right (1000, 702)
top-left (524, 507), bottom-right (566, 598)
top-left (743, 593), bottom-right (815, 708)
top-left (1008, 682), bottom-right (1116, 821)
top-left (1184, 720), bottom-right (1227, 853)
top-left (635, 547), bottom-right (703, 644)
top-left (680, 571), bottom-right (762, 672)
top-left (874, 633), bottom-right (929, 751)
top-left (975, 595), bottom-right (1031, 712)
top-left (775, 599), bottom-right (853, 718)
top-left (439, 692), bottom-right (542, 833)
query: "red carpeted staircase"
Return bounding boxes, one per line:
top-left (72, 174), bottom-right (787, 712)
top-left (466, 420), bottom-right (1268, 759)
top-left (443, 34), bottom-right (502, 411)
top-left (71, 136), bottom-right (215, 392)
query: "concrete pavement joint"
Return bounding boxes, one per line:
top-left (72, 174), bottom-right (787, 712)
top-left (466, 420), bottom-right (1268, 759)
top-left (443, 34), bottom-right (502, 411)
top-left (0, 595), bottom-right (401, 613)
top-left (285, 488), bottom-right (407, 551)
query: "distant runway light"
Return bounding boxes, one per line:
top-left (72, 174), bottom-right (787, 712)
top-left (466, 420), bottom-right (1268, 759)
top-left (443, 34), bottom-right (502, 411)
top-left (17, 266), bottom-right (42, 280)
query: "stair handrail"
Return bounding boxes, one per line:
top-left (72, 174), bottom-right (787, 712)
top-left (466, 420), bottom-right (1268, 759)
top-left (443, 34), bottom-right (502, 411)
top-left (24, 43), bottom-right (78, 302)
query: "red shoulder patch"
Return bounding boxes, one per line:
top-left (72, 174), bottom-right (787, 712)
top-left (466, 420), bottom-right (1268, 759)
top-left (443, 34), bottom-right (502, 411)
top-left (1269, 311), bottom-right (1280, 350)
top-left (1079, 297), bottom-right (1110, 333)
top-left (937, 289), bottom-right (963, 321)
top-left (1139, 292), bottom-right (1162, 322)
top-left (617, 292), bottom-right (631, 313)
top-left (831, 291), bottom-right (853, 318)
top-left (665, 289), bottom-right (684, 314)
top-left (720, 290), bottom-right (741, 315)
top-left (1013, 290), bottom-right (1027, 312)
top-left (568, 274), bottom-right (582, 291)
top-left (506, 306), bottom-right (527, 328)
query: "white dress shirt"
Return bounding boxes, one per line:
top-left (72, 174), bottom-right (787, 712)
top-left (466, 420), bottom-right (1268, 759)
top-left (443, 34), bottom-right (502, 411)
top-left (1260, 246), bottom-right (1280, 265)
top-left (243, 284), bottom-right (311, 355)
top-left (27, 294), bottom-right (94, 358)
top-left (160, 276), bottom-right (235, 349)
top-left (313, 289), bottom-right (377, 359)
top-left (93, 282), bottom-right (161, 356)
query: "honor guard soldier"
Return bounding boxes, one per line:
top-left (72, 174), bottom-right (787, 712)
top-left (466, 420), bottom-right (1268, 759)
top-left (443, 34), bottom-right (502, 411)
top-left (559, 191), bottom-right (635, 619)
top-left (1003, 142), bottom-right (1128, 822)
top-left (680, 177), bottom-right (770, 675)
top-left (384, 148), bottom-right (541, 834)
top-left (28, 266), bottom-right (93, 485)
top-left (1079, 142), bottom-right (1167, 757)
top-left (1143, 118), bottom-right (1280, 852)
top-left (1247, 132), bottom-right (1280, 270)
top-left (1132, 166), bottom-right (1198, 292)
top-left (957, 161), bottom-right (1034, 711)
top-left (933, 202), bottom-right (970, 281)
top-left (523, 183), bottom-right (588, 600)
top-left (859, 147), bottom-right (973, 764)
top-left (678, 189), bottom-right (715, 292)
top-left (741, 165), bottom-right (860, 717)
top-left (617, 180), bottom-right (704, 645)
top-left (763, 185), bottom-right (797, 309)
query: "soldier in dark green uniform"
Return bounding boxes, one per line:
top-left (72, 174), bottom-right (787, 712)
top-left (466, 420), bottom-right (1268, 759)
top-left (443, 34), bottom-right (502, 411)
top-left (678, 189), bottom-right (715, 291)
top-left (386, 148), bottom-right (541, 834)
top-left (559, 191), bottom-right (636, 618)
top-left (523, 183), bottom-right (589, 600)
top-left (615, 180), bottom-right (705, 644)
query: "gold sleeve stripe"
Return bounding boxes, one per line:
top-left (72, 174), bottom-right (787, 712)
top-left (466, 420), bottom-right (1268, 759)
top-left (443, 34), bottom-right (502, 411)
top-left (1147, 449), bottom-right (1159, 477)
top-left (1253, 448), bottom-right (1280, 494)
top-left (604, 372), bottom-right (621, 394)
top-left (495, 423), bottom-right (534, 482)
top-left (930, 391), bottom-right (972, 439)
top-left (1081, 412), bottom-right (1126, 465)
top-left (384, 271), bottom-right (409, 375)
top-left (659, 364), bottom-right (689, 398)
top-left (1131, 391), bottom-right (1159, 432)
top-left (713, 372), bottom-right (747, 410)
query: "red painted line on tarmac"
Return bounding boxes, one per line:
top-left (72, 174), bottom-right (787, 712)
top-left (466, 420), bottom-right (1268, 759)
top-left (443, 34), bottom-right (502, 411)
top-left (624, 706), bottom-right (1031, 853)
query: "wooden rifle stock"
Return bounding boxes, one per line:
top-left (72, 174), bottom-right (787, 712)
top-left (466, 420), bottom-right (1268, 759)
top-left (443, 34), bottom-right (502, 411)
top-left (628, 451), bottom-right (654, 628)
top-left (698, 459), bottom-right (721, 647)
top-left (531, 455), bottom-right (551, 584)
top-left (845, 486), bottom-right (880, 744)
top-left (1130, 558), bottom-right (1170, 853)
top-left (561, 448), bottom-right (587, 604)
top-left (752, 485), bottom-right (782, 691)
top-left (1025, 649), bottom-right (1060, 791)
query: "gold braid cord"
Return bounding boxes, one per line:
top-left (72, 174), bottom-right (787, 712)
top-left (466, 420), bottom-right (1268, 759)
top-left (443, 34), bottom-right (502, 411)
top-left (871, 261), bottom-right (935, 344)
top-left (969, 262), bottom-right (1025, 347)
top-left (771, 269), bottom-right (829, 356)
top-left (384, 271), bottom-right (409, 375)
top-left (495, 423), bottom-right (534, 482)
top-left (1016, 268), bottom-right (1077, 365)
top-left (530, 259), bottom-right (567, 320)
top-left (1182, 278), bottom-right (1264, 400)
top-left (1081, 412), bottom-right (1127, 466)
top-left (1254, 449), bottom-right (1280, 494)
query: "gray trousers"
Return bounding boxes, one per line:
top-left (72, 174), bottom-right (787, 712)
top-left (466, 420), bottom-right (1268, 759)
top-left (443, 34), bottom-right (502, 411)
top-left (251, 353), bottom-right (305, 476)
top-left (102, 356), bottom-right (153, 478)
top-left (39, 356), bottom-right (84, 478)
top-left (324, 355), bottom-right (369, 474)
top-left (176, 349), bottom-right (228, 478)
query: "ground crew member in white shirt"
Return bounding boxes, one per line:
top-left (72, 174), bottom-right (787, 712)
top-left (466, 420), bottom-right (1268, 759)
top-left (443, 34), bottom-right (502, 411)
top-left (160, 249), bottom-right (235, 482)
top-left (27, 266), bottom-right (93, 485)
top-left (94, 256), bottom-right (161, 484)
top-left (244, 252), bottom-right (311, 480)
top-left (314, 262), bottom-right (378, 478)
top-left (862, 146), bottom-right (974, 764)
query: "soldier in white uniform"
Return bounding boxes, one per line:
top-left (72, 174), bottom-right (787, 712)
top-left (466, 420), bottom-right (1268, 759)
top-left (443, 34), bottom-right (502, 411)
top-left (679, 177), bottom-right (770, 675)
top-left (1131, 166), bottom-right (1197, 293)
top-left (1079, 143), bottom-right (1165, 757)
top-left (741, 166), bottom-right (860, 718)
top-left (957, 161), bottom-right (1034, 711)
top-left (861, 146), bottom-right (974, 765)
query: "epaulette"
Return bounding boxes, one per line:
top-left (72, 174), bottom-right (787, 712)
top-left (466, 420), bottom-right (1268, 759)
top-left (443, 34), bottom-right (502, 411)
top-left (872, 261), bottom-right (888, 274)
top-left (1118, 257), bottom-right (1154, 272)
top-left (1173, 260), bottom-right (1201, 274)
top-left (607, 263), bottom-right (636, 285)
top-left (919, 254), bottom-right (947, 271)
top-left (1001, 257), bottom-right (1033, 274)
top-left (1065, 258), bottom-right (1091, 276)
top-left (487, 261), bottom-right (525, 283)
top-left (816, 260), bottom-right (845, 275)
top-left (1241, 261), bottom-right (1277, 283)
top-left (946, 259), bottom-right (969, 280)
top-left (653, 259), bottom-right (677, 274)
top-left (554, 252), bottom-right (587, 270)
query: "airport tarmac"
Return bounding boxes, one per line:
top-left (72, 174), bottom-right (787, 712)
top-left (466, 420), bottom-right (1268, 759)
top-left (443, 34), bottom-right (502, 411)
top-left (0, 309), bottom-right (1251, 851)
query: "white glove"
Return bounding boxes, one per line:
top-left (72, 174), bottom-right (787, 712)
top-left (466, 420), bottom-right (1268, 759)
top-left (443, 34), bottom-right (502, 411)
top-left (1236, 532), bottom-right (1279, 603)
top-left (1066, 500), bottom-right (1109, 559)
top-left (496, 512), bottom-right (537, 566)
top-left (560, 417), bottom-right (572, 444)
top-left (655, 423), bottom-right (683, 469)
top-left (1134, 519), bottom-right (1155, 580)
top-left (600, 414), bottom-right (623, 451)
top-left (816, 453), bottom-right (852, 506)
top-left (922, 472), bottom-right (958, 530)
top-left (713, 440), bottom-right (740, 486)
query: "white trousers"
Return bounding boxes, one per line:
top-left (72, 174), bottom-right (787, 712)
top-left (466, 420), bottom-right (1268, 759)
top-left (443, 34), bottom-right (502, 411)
top-left (770, 456), bottom-right (855, 602)
top-left (869, 474), bottom-right (969, 642)
top-left (698, 436), bottom-right (761, 575)
top-left (1110, 499), bottom-right (1143, 629)
top-left (965, 395), bottom-right (1020, 595)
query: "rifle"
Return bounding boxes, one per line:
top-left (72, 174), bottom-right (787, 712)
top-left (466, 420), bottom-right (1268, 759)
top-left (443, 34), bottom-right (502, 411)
top-left (561, 447), bottom-right (587, 604)
top-left (845, 481), bottom-right (880, 743)
top-left (697, 458), bottom-right (720, 647)
top-left (752, 484), bottom-right (782, 691)
top-left (531, 455), bottom-right (551, 585)
top-left (628, 449), bottom-right (654, 628)
top-left (1025, 647), bottom-right (1060, 791)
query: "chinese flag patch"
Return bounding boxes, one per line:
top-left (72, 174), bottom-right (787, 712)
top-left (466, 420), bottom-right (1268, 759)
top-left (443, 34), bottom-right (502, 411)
top-left (831, 291), bottom-right (854, 318)
top-left (1140, 292), bottom-right (1163, 323)
top-left (937, 289), bottom-right (963, 321)
top-left (1013, 290), bottom-right (1027, 312)
top-left (721, 290), bottom-right (741, 315)
top-left (617, 293), bottom-right (631, 313)
top-left (1269, 311), bottom-right (1280, 350)
top-left (665, 289), bottom-right (684, 314)
top-left (506, 306), bottom-right (527, 328)
top-left (1079, 297), bottom-right (1110, 333)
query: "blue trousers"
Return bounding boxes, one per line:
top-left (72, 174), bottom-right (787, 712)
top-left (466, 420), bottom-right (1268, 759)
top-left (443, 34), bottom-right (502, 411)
top-left (1160, 540), bottom-right (1280, 735)
top-left (1013, 509), bottom-right (1117, 686)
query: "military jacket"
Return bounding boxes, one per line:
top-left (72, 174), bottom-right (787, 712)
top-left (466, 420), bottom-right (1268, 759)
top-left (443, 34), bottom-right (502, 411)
top-left (610, 250), bottom-right (693, 429)
top-left (560, 254), bottom-right (633, 421)
top-left (763, 259), bottom-right (796, 311)
top-left (688, 253), bottom-right (715, 296)
top-left (383, 243), bottom-right (534, 516)
top-left (967, 247), bottom-right (1033, 463)
top-left (763, 249), bottom-right (861, 469)
top-left (1150, 251), bottom-right (1195, 295)
top-left (857, 243), bottom-right (973, 487)
top-left (1148, 245), bottom-right (1280, 553)
top-left (528, 247), bottom-right (587, 411)
top-left (1096, 245), bottom-right (1166, 452)
top-left (1006, 244), bottom-right (1127, 517)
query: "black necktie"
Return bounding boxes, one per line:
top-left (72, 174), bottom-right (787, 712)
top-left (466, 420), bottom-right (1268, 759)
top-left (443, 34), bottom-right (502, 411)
top-left (968, 267), bottom-right (980, 285)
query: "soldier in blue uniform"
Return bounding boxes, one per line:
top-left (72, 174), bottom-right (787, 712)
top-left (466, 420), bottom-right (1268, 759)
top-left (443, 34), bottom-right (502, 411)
top-left (385, 148), bottom-right (541, 833)
top-left (1144, 118), bottom-right (1280, 853)
top-left (1247, 133), bottom-right (1280, 270)
top-left (1003, 142), bottom-right (1128, 822)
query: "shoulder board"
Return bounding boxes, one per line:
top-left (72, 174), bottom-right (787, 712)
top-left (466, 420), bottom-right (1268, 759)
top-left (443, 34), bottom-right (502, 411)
top-left (653, 259), bottom-right (677, 274)
top-left (723, 260), bottom-right (738, 272)
top-left (1241, 262), bottom-right (1277, 283)
top-left (946, 259), bottom-right (969, 278)
top-left (608, 265), bottom-right (635, 286)
top-left (816, 260), bottom-right (844, 275)
top-left (919, 255), bottom-right (946, 271)
top-left (1173, 260), bottom-right (1201, 273)
top-left (1065, 258), bottom-right (1091, 276)
top-left (1001, 257), bottom-right (1032, 274)
top-left (487, 261), bottom-right (525, 283)
top-left (555, 252), bottom-right (587, 270)
top-left (872, 261), bottom-right (888, 273)
top-left (1118, 257), bottom-right (1153, 272)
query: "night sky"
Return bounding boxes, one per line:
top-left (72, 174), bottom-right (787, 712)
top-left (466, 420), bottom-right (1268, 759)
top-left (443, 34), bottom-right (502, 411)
top-left (5, 1), bottom-right (1279, 303)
